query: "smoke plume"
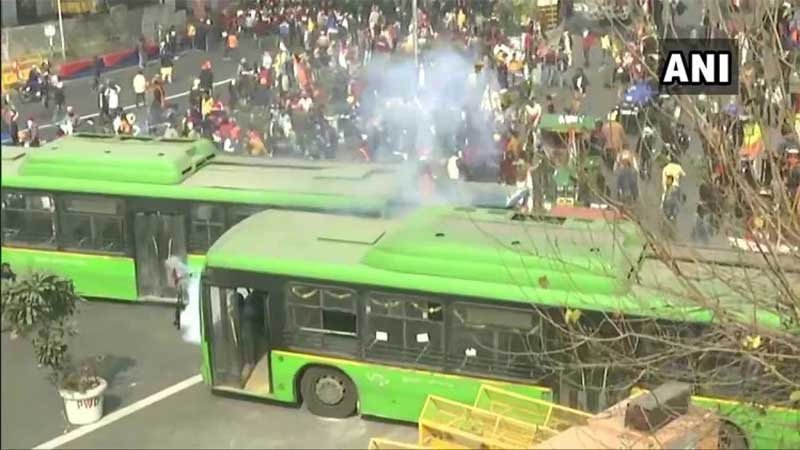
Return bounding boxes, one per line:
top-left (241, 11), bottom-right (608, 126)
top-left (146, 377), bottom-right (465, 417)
top-left (180, 273), bottom-right (202, 345)
top-left (358, 47), bottom-right (501, 165)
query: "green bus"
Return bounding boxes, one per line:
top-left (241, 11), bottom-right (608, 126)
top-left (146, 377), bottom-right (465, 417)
top-left (198, 206), bottom-right (799, 449)
top-left (0, 134), bottom-right (415, 302)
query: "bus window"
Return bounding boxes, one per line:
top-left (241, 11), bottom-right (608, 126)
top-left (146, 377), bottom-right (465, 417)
top-left (287, 283), bottom-right (357, 336)
top-left (189, 204), bottom-right (225, 253)
top-left (449, 303), bottom-right (543, 380)
top-left (364, 292), bottom-right (444, 366)
top-left (1, 191), bottom-right (56, 248)
top-left (285, 282), bottom-right (359, 355)
top-left (58, 195), bottom-right (127, 254)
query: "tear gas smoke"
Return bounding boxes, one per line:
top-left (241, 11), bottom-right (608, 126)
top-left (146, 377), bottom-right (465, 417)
top-left (358, 47), bottom-right (501, 166)
top-left (181, 271), bottom-right (202, 345)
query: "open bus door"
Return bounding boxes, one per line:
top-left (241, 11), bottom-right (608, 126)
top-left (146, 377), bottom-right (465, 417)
top-left (206, 285), bottom-right (271, 395)
top-left (133, 211), bottom-right (187, 300)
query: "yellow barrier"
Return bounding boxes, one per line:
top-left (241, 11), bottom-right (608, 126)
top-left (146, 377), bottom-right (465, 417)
top-left (1, 55), bottom-right (46, 91)
top-left (418, 395), bottom-right (550, 449)
top-left (54, 0), bottom-right (97, 15)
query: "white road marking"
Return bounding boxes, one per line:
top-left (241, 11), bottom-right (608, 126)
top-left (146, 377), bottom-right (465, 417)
top-left (39, 78), bottom-right (233, 130)
top-left (33, 374), bottom-right (203, 450)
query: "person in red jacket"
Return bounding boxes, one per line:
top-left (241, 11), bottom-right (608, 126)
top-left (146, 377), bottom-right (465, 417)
top-left (581, 29), bottom-right (597, 67)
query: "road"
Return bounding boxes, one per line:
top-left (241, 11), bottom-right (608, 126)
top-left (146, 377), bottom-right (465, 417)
top-left (8, 7), bottom-right (719, 242)
top-left (11, 37), bottom-right (270, 138)
top-left (0, 301), bottom-right (415, 449)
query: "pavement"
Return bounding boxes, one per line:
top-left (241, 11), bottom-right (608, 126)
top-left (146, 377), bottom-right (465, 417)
top-left (0, 301), bottom-right (415, 449)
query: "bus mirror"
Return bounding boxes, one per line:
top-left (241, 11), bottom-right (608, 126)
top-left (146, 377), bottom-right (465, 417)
top-left (416, 333), bottom-right (430, 344)
top-left (375, 331), bottom-right (388, 342)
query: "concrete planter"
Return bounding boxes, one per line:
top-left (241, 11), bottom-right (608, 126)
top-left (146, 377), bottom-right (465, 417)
top-left (59, 377), bottom-right (107, 425)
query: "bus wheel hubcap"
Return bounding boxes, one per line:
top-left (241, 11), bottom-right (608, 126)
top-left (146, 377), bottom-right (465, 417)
top-left (315, 376), bottom-right (344, 405)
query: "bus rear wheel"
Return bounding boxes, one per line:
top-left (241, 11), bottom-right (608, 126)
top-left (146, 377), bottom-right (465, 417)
top-left (300, 366), bottom-right (358, 418)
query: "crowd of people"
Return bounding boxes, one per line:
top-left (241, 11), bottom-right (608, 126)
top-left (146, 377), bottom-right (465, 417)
top-left (2, 0), bottom-right (799, 247)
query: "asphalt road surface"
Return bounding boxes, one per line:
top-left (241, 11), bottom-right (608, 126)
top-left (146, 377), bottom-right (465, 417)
top-left (11, 37), bottom-right (270, 139)
top-left (0, 301), bottom-right (415, 449)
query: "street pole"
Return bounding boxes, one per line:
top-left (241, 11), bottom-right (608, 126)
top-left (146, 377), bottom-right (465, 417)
top-left (412, 0), bottom-right (418, 67)
top-left (56, 0), bottom-right (66, 60)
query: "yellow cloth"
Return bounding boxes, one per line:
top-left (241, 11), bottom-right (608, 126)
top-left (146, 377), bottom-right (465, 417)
top-left (740, 122), bottom-right (764, 158)
top-left (201, 97), bottom-right (213, 118)
top-left (662, 163), bottom-right (686, 192)
top-left (457, 10), bottom-right (467, 29)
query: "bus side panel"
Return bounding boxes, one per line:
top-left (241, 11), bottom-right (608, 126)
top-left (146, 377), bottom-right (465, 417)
top-left (270, 350), bottom-right (552, 423)
top-left (692, 396), bottom-right (800, 450)
top-left (1, 247), bottom-right (138, 301)
top-left (187, 254), bottom-right (207, 275)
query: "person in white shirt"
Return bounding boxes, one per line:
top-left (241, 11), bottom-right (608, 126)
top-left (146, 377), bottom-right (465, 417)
top-left (132, 70), bottom-right (147, 108)
top-left (526, 100), bottom-right (542, 128)
top-left (446, 152), bottom-right (462, 180)
top-left (106, 82), bottom-right (121, 117)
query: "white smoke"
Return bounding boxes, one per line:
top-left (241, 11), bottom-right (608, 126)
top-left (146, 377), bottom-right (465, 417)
top-left (180, 272), bottom-right (202, 345)
top-left (358, 47), bottom-right (500, 165)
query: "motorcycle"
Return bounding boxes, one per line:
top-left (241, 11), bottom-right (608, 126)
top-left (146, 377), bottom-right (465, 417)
top-left (16, 83), bottom-right (43, 104)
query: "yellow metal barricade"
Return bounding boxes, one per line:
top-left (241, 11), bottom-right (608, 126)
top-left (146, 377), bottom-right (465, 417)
top-left (1, 55), bottom-right (45, 92)
top-left (55, 0), bottom-right (97, 15)
top-left (418, 394), bottom-right (547, 449)
top-left (472, 385), bottom-right (591, 432)
top-left (370, 385), bottom-right (592, 450)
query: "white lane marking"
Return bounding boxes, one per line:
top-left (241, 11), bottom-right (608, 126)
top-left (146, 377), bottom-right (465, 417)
top-left (39, 78), bottom-right (233, 130)
top-left (33, 374), bottom-right (203, 450)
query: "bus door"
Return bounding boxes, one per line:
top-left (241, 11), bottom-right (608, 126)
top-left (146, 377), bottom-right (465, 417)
top-left (133, 211), bottom-right (187, 300)
top-left (207, 286), bottom-right (271, 395)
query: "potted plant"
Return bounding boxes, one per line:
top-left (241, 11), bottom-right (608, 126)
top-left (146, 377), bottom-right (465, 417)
top-left (1, 271), bottom-right (107, 425)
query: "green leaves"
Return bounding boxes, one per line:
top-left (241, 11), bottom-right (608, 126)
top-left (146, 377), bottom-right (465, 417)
top-left (1, 271), bottom-right (81, 383)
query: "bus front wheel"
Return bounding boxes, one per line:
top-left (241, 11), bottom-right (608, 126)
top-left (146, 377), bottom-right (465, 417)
top-left (300, 366), bottom-right (358, 418)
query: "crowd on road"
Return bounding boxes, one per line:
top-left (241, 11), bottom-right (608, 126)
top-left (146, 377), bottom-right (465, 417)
top-left (2, 0), bottom-right (799, 247)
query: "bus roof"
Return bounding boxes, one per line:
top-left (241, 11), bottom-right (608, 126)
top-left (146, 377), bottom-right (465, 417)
top-left (2, 134), bottom-right (215, 184)
top-left (205, 208), bottom-right (789, 331)
top-left (1, 134), bottom-right (413, 214)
